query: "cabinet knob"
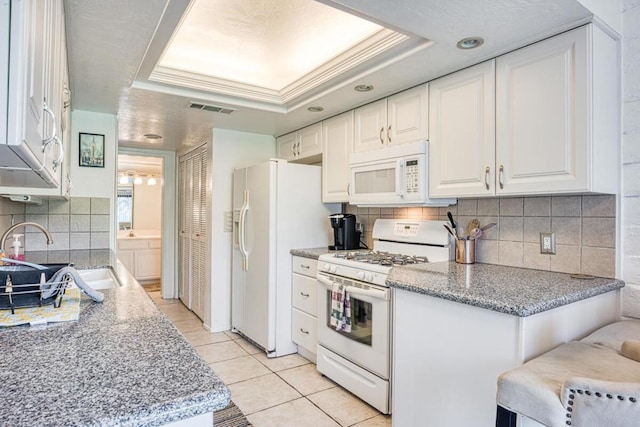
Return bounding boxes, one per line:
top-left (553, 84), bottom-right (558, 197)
top-left (484, 166), bottom-right (490, 191)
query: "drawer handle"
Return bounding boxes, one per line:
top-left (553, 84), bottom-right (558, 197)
top-left (300, 328), bottom-right (309, 335)
top-left (300, 264), bottom-right (310, 269)
top-left (300, 292), bottom-right (310, 297)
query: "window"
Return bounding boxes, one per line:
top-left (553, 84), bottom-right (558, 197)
top-left (117, 185), bottom-right (134, 230)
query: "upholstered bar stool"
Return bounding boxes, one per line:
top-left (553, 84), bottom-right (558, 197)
top-left (496, 320), bottom-right (640, 427)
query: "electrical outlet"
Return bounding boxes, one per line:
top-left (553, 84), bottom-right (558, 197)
top-left (539, 232), bottom-right (556, 255)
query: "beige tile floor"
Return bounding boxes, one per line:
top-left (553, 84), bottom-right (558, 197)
top-left (148, 290), bottom-right (392, 427)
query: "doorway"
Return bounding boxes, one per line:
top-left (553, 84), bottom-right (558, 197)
top-left (117, 148), bottom-right (177, 299)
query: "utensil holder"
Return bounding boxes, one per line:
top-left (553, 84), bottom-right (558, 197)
top-left (455, 239), bottom-right (476, 264)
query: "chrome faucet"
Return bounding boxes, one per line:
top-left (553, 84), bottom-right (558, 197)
top-left (0, 222), bottom-right (54, 254)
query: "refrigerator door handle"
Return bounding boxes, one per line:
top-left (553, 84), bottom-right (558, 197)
top-left (239, 189), bottom-right (249, 270)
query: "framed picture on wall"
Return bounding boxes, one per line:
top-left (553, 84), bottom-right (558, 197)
top-left (79, 133), bottom-right (105, 167)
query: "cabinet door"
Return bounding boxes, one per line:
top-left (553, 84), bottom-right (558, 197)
top-left (354, 99), bottom-right (387, 153)
top-left (135, 249), bottom-right (161, 280)
top-left (429, 61), bottom-right (496, 197)
top-left (117, 250), bottom-right (135, 274)
top-left (297, 123), bottom-right (322, 159)
top-left (276, 132), bottom-right (297, 161)
top-left (178, 157), bottom-right (192, 308)
top-left (23, 0), bottom-right (49, 156)
top-left (496, 26), bottom-right (588, 194)
top-left (387, 84), bottom-right (428, 147)
top-left (322, 111), bottom-right (353, 202)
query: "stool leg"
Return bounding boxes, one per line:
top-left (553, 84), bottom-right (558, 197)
top-left (496, 405), bottom-right (517, 427)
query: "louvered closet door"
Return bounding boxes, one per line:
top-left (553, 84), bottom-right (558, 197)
top-left (178, 156), bottom-right (192, 308)
top-left (191, 147), bottom-right (208, 319)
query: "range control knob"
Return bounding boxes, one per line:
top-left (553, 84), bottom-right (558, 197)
top-left (323, 263), bottom-right (331, 271)
top-left (329, 265), bottom-right (338, 274)
top-left (365, 272), bottom-right (374, 282)
top-left (356, 271), bottom-right (365, 280)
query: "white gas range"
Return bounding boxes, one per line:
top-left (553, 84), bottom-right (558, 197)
top-left (316, 219), bottom-right (453, 414)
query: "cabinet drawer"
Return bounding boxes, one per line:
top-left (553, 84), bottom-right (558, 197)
top-left (118, 239), bottom-right (148, 250)
top-left (292, 274), bottom-right (317, 315)
top-left (292, 256), bottom-right (317, 277)
top-left (292, 309), bottom-right (317, 354)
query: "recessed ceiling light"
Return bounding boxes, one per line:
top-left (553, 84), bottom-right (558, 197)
top-left (143, 133), bottom-right (163, 140)
top-left (456, 37), bottom-right (484, 50)
top-left (308, 106), bottom-right (324, 112)
top-left (354, 84), bottom-right (374, 92)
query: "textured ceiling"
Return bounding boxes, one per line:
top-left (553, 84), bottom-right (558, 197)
top-left (63, 0), bottom-right (594, 152)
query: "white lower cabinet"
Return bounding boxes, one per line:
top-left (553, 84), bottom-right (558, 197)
top-left (291, 256), bottom-right (318, 362)
top-left (392, 288), bottom-right (620, 427)
top-left (117, 238), bottom-right (162, 282)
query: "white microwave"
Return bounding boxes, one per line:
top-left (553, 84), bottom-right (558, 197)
top-left (349, 141), bottom-right (456, 207)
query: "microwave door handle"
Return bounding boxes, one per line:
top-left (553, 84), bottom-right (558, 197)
top-left (396, 159), bottom-right (405, 197)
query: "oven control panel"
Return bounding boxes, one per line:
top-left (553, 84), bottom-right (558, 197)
top-left (318, 260), bottom-right (388, 287)
top-left (393, 222), bottom-right (419, 237)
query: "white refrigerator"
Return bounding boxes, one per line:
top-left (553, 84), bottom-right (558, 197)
top-left (232, 159), bottom-right (338, 357)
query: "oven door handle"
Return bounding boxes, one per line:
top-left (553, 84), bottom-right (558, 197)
top-left (317, 275), bottom-right (390, 301)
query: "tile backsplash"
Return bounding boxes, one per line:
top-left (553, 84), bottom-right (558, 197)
top-left (0, 197), bottom-right (111, 252)
top-left (347, 194), bottom-right (616, 278)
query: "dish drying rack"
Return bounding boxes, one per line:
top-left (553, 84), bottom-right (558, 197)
top-left (1, 270), bottom-right (73, 315)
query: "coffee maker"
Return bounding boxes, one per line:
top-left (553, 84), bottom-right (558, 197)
top-left (329, 213), bottom-right (361, 250)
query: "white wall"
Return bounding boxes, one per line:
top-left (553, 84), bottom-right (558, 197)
top-left (621, 1), bottom-right (640, 317)
top-left (70, 109), bottom-right (118, 248)
top-left (208, 128), bottom-right (275, 332)
top-left (133, 181), bottom-right (162, 230)
top-left (578, 0), bottom-right (623, 35)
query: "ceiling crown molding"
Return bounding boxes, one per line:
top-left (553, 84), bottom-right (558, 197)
top-left (147, 28), bottom-right (413, 107)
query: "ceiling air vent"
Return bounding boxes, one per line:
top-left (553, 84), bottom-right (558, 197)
top-left (189, 101), bottom-right (238, 114)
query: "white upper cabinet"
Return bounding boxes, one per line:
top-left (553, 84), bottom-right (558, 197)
top-left (277, 132), bottom-right (297, 161)
top-left (495, 24), bottom-right (618, 195)
top-left (429, 60), bottom-right (496, 197)
top-left (429, 24), bottom-right (618, 198)
top-left (354, 84), bottom-right (428, 153)
top-left (0, 0), bottom-right (69, 190)
top-left (277, 123), bottom-right (322, 162)
top-left (322, 111), bottom-right (353, 203)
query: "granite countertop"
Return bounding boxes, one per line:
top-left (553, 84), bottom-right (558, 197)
top-left (0, 250), bottom-right (229, 426)
top-left (290, 247), bottom-right (333, 260)
top-left (387, 261), bottom-right (625, 317)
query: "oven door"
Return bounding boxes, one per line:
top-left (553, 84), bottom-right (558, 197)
top-left (317, 272), bottom-right (391, 379)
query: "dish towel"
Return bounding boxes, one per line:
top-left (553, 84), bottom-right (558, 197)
top-left (330, 282), bottom-right (352, 333)
top-left (0, 288), bottom-right (82, 327)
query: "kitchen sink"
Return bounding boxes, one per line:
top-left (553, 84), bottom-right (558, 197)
top-left (75, 268), bottom-right (121, 290)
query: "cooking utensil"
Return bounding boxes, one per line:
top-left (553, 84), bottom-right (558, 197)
top-left (443, 224), bottom-right (457, 239)
top-left (480, 223), bottom-right (496, 231)
top-left (447, 211), bottom-right (457, 229)
top-left (468, 228), bottom-right (482, 240)
top-left (466, 219), bottom-right (479, 237)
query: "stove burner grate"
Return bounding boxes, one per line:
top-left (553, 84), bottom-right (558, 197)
top-left (334, 250), bottom-right (429, 266)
